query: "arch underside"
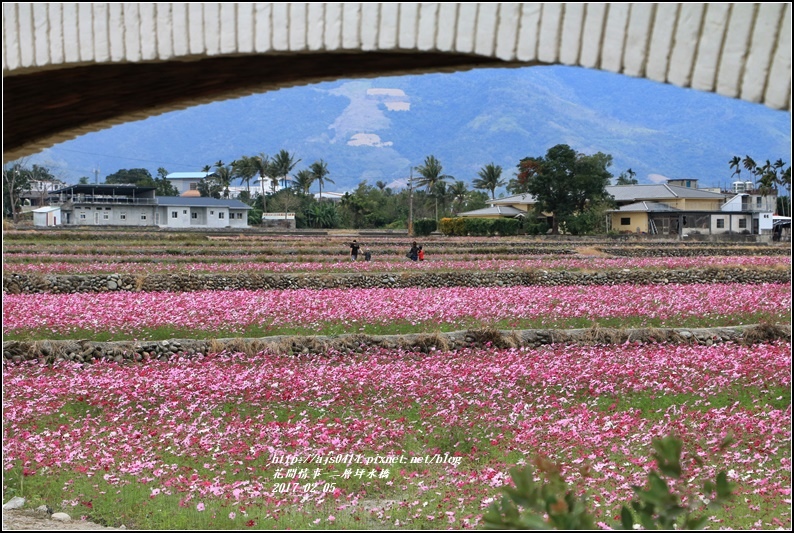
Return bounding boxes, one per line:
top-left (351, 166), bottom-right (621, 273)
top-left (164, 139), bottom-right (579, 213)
top-left (4, 52), bottom-right (523, 162)
top-left (3, 2), bottom-right (791, 162)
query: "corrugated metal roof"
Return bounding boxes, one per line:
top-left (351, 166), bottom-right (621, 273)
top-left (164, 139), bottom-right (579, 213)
top-left (611, 201), bottom-right (680, 212)
top-left (490, 193), bottom-right (538, 205)
top-left (155, 196), bottom-right (251, 209)
top-left (606, 184), bottom-right (728, 202)
top-left (166, 172), bottom-right (207, 179)
top-left (458, 206), bottom-right (525, 217)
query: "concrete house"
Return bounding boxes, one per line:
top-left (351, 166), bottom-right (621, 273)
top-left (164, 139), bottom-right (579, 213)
top-left (49, 184), bottom-right (251, 228)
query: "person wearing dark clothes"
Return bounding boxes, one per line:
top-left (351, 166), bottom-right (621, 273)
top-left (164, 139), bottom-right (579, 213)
top-left (350, 240), bottom-right (361, 261)
top-left (407, 241), bottom-right (419, 261)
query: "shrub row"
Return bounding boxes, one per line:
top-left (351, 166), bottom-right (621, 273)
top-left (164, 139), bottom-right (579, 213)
top-left (439, 217), bottom-right (521, 236)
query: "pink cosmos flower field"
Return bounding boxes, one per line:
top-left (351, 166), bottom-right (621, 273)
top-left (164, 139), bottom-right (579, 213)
top-left (2, 342), bottom-right (790, 529)
top-left (1, 254), bottom-right (789, 275)
top-left (3, 282), bottom-right (790, 339)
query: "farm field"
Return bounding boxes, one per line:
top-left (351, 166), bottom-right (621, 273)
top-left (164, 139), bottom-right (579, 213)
top-left (2, 230), bottom-right (791, 530)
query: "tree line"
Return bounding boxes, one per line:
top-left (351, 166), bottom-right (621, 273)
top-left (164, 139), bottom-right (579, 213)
top-left (4, 147), bottom-right (790, 231)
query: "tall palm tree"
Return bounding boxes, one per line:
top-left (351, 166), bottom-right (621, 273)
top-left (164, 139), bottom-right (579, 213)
top-left (414, 155), bottom-right (452, 222)
top-left (472, 162), bottom-right (505, 199)
top-left (294, 169), bottom-right (314, 195)
top-left (232, 156), bottom-right (257, 196)
top-left (214, 162), bottom-right (233, 198)
top-left (729, 156), bottom-right (742, 186)
top-left (270, 149), bottom-right (301, 192)
top-left (449, 180), bottom-right (469, 212)
top-left (309, 159), bottom-right (334, 200)
top-left (248, 153), bottom-right (271, 202)
top-left (742, 156), bottom-right (758, 188)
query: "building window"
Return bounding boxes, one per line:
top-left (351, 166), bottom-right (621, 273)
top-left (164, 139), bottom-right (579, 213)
top-left (620, 217), bottom-right (631, 226)
top-left (237, 213), bottom-right (243, 219)
top-left (141, 214), bottom-right (147, 220)
top-left (172, 211), bottom-right (178, 218)
top-left (210, 210), bottom-right (214, 215)
top-left (756, 197), bottom-right (762, 208)
top-left (738, 219), bottom-right (747, 229)
top-left (120, 213), bottom-right (126, 220)
top-left (191, 212), bottom-right (198, 219)
top-left (716, 219), bottom-right (725, 229)
top-left (103, 213), bottom-right (109, 220)
top-left (190, 183), bottom-right (198, 190)
top-left (79, 214), bottom-right (86, 220)
top-left (183, 210), bottom-right (187, 214)
top-left (219, 212), bottom-right (225, 219)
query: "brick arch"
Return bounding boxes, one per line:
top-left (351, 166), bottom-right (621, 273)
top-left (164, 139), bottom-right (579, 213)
top-left (3, 2), bottom-right (791, 162)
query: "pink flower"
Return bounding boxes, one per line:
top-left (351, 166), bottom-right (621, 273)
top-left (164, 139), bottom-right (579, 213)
top-left (196, 502), bottom-right (205, 512)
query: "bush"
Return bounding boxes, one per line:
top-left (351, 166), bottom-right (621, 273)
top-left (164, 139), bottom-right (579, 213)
top-left (439, 217), bottom-right (466, 236)
top-left (491, 218), bottom-right (520, 236)
top-left (413, 218), bottom-right (437, 236)
top-left (483, 434), bottom-right (733, 530)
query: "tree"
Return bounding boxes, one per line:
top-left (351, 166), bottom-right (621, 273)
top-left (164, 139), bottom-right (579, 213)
top-left (154, 167), bottom-right (179, 196)
top-left (293, 169), bottom-right (315, 195)
top-left (213, 162), bottom-right (233, 198)
top-left (2, 162), bottom-right (33, 221)
top-left (104, 168), bottom-right (155, 187)
top-left (78, 177), bottom-right (90, 184)
top-left (414, 155), bottom-right (453, 222)
top-left (449, 180), bottom-right (469, 213)
top-left (736, 155), bottom-right (791, 216)
top-left (473, 163), bottom-right (506, 199)
top-left (521, 144), bottom-right (614, 234)
top-left (247, 153), bottom-right (271, 209)
top-left (309, 159), bottom-right (334, 200)
top-left (270, 149), bottom-right (301, 192)
top-left (508, 157), bottom-right (542, 194)
top-left (615, 168), bottom-right (638, 185)
top-left (232, 157), bottom-right (257, 197)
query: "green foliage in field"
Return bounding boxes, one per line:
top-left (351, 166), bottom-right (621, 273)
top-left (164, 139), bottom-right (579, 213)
top-left (482, 435), bottom-right (734, 530)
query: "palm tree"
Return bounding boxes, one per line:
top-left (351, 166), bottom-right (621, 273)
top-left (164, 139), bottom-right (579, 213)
top-left (449, 180), bottom-right (469, 212)
top-left (248, 153), bottom-right (271, 203)
top-left (232, 156), bottom-right (257, 196)
top-left (270, 149), bottom-right (301, 191)
top-left (309, 159), bottom-right (334, 200)
top-left (294, 169), bottom-right (314, 195)
top-left (213, 162), bottom-right (233, 198)
top-left (472, 163), bottom-right (505, 199)
top-left (414, 155), bottom-right (452, 222)
top-left (742, 156), bottom-right (758, 189)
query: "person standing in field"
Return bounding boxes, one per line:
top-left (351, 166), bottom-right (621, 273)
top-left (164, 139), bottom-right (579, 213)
top-left (418, 246), bottom-right (425, 261)
top-left (407, 241), bottom-right (420, 262)
top-left (350, 239), bottom-right (361, 261)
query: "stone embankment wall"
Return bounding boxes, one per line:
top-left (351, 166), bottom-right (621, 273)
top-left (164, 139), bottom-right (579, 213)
top-left (3, 268), bottom-right (790, 294)
top-left (4, 325), bottom-right (791, 365)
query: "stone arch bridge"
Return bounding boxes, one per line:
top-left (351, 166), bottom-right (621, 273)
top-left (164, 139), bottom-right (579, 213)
top-left (3, 2), bottom-right (791, 162)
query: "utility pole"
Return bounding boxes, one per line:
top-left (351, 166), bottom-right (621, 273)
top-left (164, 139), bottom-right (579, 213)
top-left (408, 169), bottom-right (414, 237)
top-left (93, 165), bottom-right (100, 184)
